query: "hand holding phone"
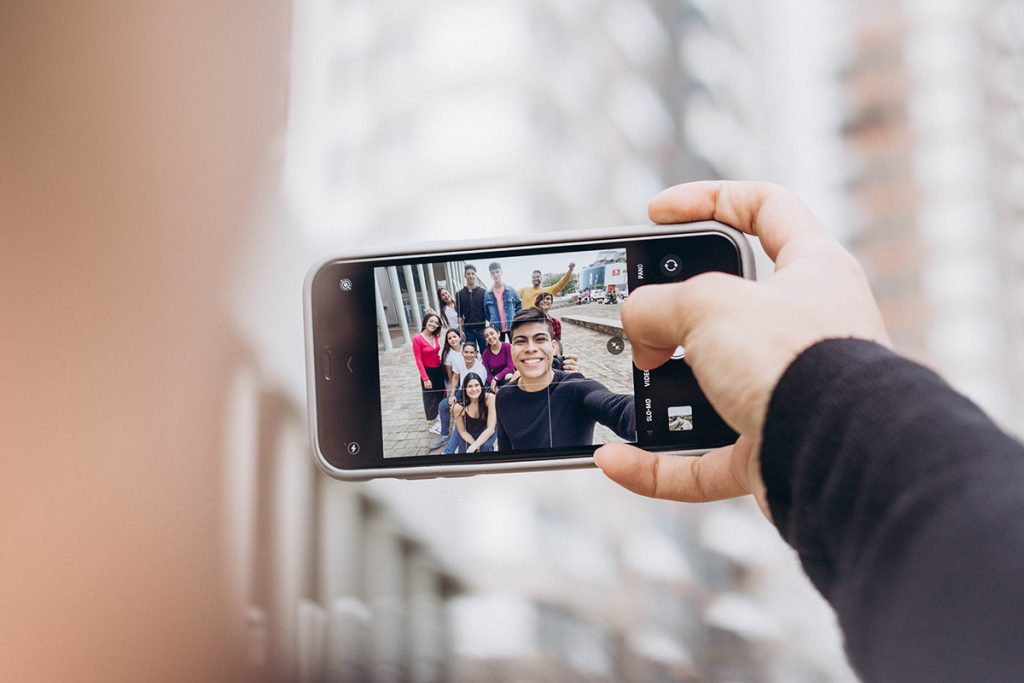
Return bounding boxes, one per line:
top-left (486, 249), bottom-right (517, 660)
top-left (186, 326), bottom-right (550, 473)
top-left (595, 182), bottom-right (890, 517)
top-left (304, 220), bottom-right (756, 480)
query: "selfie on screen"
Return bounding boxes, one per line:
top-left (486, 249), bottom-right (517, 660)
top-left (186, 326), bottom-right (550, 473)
top-left (374, 248), bottom-right (638, 458)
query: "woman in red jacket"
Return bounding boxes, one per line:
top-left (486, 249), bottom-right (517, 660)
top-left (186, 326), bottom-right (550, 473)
top-left (412, 312), bottom-right (445, 432)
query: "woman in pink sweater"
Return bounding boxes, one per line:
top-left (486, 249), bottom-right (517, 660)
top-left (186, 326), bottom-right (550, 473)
top-left (412, 313), bottom-right (445, 431)
top-left (481, 323), bottom-right (516, 393)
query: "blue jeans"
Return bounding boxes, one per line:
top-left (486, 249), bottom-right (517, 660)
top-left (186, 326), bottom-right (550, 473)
top-left (464, 327), bottom-right (486, 356)
top-left (438, 387), bottom-right (461, 437)
top-left (446, 432), bottom-right (496, 454)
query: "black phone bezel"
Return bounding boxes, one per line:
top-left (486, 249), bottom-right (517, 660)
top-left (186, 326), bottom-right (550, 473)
top-left (308, 228), bottom-right (745, 474)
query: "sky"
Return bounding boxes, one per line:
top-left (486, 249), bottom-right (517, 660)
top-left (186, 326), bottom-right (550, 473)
top-left (438, 248), bottom-right (626, 291)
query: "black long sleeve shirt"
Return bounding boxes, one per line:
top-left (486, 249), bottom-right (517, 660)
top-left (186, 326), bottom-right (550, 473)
top-left (495, 370), bottom-right (636, 451)
top-left (455, 285), bottom-right (486, 329)
top-left (762, 339), bottom-right (1024, 682)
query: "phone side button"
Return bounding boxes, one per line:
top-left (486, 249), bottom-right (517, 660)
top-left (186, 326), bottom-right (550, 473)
top-left (323, 350), bottom-right (332, 381)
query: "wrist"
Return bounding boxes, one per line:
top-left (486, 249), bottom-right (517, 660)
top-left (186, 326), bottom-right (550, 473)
top-left (760, 338), bottom-right (893, 536)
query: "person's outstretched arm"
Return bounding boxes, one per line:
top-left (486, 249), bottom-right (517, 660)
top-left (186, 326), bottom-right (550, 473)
top-left (595, 181), bottom-right (1024, 682)
top-left (573, 376), bottom-right (635, 441)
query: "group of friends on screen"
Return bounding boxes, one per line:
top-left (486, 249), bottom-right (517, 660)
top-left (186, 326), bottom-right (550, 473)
top-left (410, 262), bottom-right (635, 454)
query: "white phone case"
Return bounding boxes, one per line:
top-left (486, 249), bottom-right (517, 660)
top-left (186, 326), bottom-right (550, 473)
top-left (304, 221), bottom-right (756, 481)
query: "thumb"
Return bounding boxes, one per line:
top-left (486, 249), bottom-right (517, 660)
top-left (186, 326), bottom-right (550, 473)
top-left (594, 437), bottom-right (756, 503)
top-left (622, 271), bottom-right (751, 370)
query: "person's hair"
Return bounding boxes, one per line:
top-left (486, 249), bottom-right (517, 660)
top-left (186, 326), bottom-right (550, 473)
top-left (532, 269), bottom-right (542, 276)
top-left (460, 372), bottom-right (488, 423)
top-left (441, 328), bottom-right (461, 366)
top-left (536, 292), bottom-right (553, 305)
top-left (509, 306), bottom-right (553, 337)
top-left (437, 287), bottom-right (453, 308)
top-left (464, 264), bottom-right (477, 274)
top-left (420, 312), bottom-right (442, 338)
top-left (461, 340), bottom-right (478, 353)
top-left (488, 261), bottom-right (501, 272)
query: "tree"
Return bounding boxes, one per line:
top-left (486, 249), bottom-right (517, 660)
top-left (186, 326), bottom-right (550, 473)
top-left (541, 271), bottom-right (578, 296)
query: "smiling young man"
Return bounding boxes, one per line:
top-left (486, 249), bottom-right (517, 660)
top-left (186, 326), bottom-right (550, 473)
top-left (495, 307), bottom-right (635, 451)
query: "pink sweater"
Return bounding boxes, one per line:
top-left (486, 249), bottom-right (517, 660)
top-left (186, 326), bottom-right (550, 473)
top-left (412, 334), bottom-right (441, 381)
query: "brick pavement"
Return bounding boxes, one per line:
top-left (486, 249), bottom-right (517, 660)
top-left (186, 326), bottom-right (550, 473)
top-left (377, 305), bottom-right (635, 457)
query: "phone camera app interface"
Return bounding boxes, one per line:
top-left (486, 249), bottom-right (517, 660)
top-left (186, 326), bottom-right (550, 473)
top-left (368, 233), bottom-right (738, 460)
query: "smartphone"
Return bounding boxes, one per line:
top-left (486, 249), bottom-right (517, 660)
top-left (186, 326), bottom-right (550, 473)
top-left (304, 221), bottom-right (755, 480)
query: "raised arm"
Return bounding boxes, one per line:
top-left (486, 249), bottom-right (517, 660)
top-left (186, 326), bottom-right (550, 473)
top-left (545, 267), bottom-right (574, 296)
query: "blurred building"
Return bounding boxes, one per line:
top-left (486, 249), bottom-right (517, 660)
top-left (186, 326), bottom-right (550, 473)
top-left (285, 0), bottom-right (728, 244)
top-left (224, 0), bottom-right (868, 680)
top-left (224, 357), bottom-right (464, 682)
top-left (838, 0), bottom-right (1024, 432)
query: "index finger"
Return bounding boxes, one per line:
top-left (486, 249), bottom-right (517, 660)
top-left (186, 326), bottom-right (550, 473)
top-left (648, 181), bottom-right (833, 267)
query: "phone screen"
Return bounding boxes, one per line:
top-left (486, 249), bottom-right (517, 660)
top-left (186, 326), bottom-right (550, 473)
top-left (309, 231), bottom-right (741, 472)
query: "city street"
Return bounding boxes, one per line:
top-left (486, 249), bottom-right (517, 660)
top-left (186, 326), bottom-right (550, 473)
top-left (378, 303), bottom-right (634, 457)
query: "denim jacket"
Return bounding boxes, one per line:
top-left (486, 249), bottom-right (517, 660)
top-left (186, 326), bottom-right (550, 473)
top-left (484, 286), bottom-right (522, 332)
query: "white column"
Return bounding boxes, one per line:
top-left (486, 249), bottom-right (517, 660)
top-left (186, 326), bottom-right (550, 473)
top-left (318, 483), bottom-right (370, 681)
top-left (387, 266), bottom-right (411, 346)
top-left (407, 553), bottom-right (445, 683)
top-left (403, 265), bottom-right (422, 331)
top-left (416, 264), bottom-right (432, 314)
top-left (426, 264), bottom-right (441, 313)
top-left (365, 513), bottom-right (407, 683)
top-left (268, 419), bottom-right (318, 680)
top-left (374, 276), bottom-right (393, 353)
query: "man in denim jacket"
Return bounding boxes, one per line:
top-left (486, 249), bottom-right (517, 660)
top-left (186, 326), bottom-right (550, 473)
top-left (484, 261), bottom-right (522, 342)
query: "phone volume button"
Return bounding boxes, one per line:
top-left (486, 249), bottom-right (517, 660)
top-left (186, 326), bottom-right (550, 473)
top-left (323, 350), bottom-right (333, 381)
top-left (347, 356), bottom-right (354, 374)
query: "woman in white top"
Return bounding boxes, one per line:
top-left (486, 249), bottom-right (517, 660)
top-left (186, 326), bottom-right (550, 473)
top-left (436, 287), bottom-right (460, 331)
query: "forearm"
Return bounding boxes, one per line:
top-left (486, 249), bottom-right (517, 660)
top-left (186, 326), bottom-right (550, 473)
top-left (412, 348), bottom-right (428, 381)
top-left (550, 270), bottom-right (572, 294)
top-left (496, 361), bottom-right (514, 381)
top-left (469, 428), bottom-right (494, 450)
top-left (582, 383), bottom-right (635, 441)
top-left (762, 339), bottom-right (1024, 682)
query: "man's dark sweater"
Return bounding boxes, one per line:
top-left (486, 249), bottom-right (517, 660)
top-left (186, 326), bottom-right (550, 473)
top-left (455, 285), bottom-right (486, 330)
top-left (495, 370), bottom-right (635, 450)
top-left (763, 339), bottom-right (1024, 682)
